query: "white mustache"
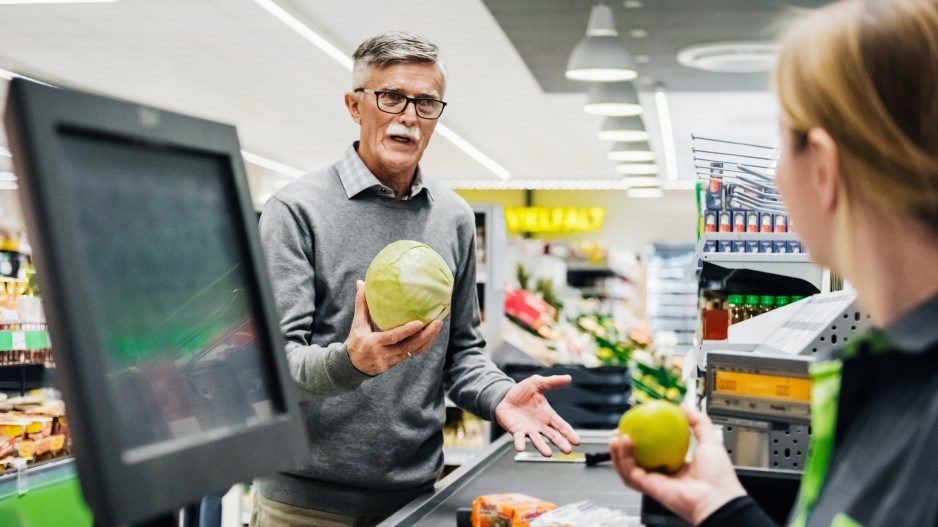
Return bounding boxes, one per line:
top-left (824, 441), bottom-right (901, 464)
top-left (387, 123), bottom-right (421, 142)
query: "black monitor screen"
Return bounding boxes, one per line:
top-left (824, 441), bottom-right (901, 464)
top-left (57, 129), bottom-right (280, 460)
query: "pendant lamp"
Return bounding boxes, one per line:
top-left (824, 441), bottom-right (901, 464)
top-left (598, 116), bottom-right (649, 142)
top-left (584, 82), bottom-right (643, 116)
top-left (566, 4), bottom-right (637, 82)
top-left (608, 141), bottom-right (655, 162)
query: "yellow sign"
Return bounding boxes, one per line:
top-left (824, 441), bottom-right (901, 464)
top-left (505, 207), bottom-right (607, 233)
top-left (715, 371), bottom-right (811, 403)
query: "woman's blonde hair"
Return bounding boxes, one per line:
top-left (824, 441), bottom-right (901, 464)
top-left (775, 0), bottom-right (938, 229)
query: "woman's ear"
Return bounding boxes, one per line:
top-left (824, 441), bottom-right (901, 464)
top-left (344, 92), bottom-right (361, 125)
top-left (807, 128), bottom-right (841, 214)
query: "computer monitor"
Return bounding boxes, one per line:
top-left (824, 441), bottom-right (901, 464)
top-left (4, 79), bottom-right (309, 526)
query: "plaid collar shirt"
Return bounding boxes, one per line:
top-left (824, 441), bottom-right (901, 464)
top-left (337, 142), bottom-right (432, 201)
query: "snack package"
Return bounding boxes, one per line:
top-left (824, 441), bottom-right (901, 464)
top-left (472, 494), bottom-right (557, 527)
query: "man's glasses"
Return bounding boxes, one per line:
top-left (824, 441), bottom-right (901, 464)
top-left (355, 88), bottom-right (447, 120)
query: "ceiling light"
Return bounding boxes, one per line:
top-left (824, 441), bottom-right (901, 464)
top-left (629, 29), bottom-right (648, 38)
top-left (0, 147), bottom-right (11, 158)
top-left (627, 187), bottom-right (663, 198)
top-left (654, 85), bottom-right (679, 180)
top-left (0, 171), bottom-right (16, 181)
top-left (615, 163), bottom-right (657, 175)
top-left (565, 4), bottom-right (637, 82)
top-left (634, 54), bottom-right (651, 64)
top-left (441, 179), bottom-right (695, 191)
top-left (608, 141), bottom-right (654, 162)
top-left (241, 150), bottom-right (305, 178)
top-left (0, 0), bottom-right (116, 3)
top-left (623, 176), bottom-right (659, 188)
top-left (598, 116), bottom-right (649, 142)
top-left (623, 0), bottom-right (643, 7)
top-left (677, 42), bottom-right (778, 73)
top-left (252, 0), bottom-right (511, 180)
top-left (584, 82), bottom-right (642, 116)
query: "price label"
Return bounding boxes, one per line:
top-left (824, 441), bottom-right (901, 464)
top-left (18, 440), bottom-right (35, 458)
top-left (2, 425), bottom-right (24, 437)
top-left (11, 331), bottom-right (25, 350)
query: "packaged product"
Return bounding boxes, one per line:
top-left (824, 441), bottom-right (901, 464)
top-left (471, 494), bottom-right (557, 527)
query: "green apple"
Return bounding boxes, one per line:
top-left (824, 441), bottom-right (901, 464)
top-left (618, 400), bottom-right (690, 473)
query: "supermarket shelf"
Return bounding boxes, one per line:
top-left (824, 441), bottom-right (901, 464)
top-left (702, 232), bottom-right (801, 242)
top-left (0, 330), bottom-right (49, 352)
top-left (0, 457), bottom-right (75, 499)
top-left (699, 253), bottom-right (823, 286)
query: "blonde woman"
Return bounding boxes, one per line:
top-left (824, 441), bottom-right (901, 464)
top-left (610, 0), bottom-right (938, 525)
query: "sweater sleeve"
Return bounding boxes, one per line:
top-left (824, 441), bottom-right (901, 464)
top-left (699, 496), bottom-right (779, 527)
top-left (259, 197), bottom-right (370, 398)
top-left (442, 219), bottom-right (515, 421)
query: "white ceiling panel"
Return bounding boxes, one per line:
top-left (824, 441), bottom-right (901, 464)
top-left (0, 0), bottom-right (782, 189)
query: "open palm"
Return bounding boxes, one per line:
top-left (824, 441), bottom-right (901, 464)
top-left (495, 375), bottom-right (581, 456)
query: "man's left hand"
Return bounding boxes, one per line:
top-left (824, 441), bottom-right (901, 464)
top-left (495, 375), bottom-right (581, 457)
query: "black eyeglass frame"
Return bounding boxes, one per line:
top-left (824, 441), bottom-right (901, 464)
top-left (354, 88), bottom-right (448, 120)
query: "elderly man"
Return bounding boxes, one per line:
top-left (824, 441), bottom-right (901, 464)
top-left (252, 32), bottom-right (580, 526)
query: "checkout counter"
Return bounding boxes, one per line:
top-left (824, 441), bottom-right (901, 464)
top-left (379, 431), bottom-right (640, 527)
top-left (380, 430), bottom-right (800, 527)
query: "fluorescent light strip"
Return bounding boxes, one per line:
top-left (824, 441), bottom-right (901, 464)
top-left (251, 0), bottom-right (510, 180)
top-left (0, 0), bottom-right (116, 3)
top-left (434, 125), bottom-right (510, 180)
top-left (654, 87), bottom-right (679, 181)
top-left (441, 179), bottom-right (692, 191)
top-left (240, 150), bottom-right (305, 178)
top-left (251, 0), bottom-right (352, 70)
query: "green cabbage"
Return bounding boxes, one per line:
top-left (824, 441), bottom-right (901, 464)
top-left (365, 240), bottom-right (454, 331)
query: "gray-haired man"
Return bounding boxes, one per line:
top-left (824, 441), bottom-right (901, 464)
top-left (252, 32), bottom-right (580, 526)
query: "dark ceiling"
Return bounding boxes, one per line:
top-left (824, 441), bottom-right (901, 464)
top-left (482, 0), bottom-right (833, 92)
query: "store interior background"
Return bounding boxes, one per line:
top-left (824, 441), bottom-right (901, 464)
top-left (0, 0), bottom-right (804, 248)
top-left (0, 0), bottom-right (830, 524)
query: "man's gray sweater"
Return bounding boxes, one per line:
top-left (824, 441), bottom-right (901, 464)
top-left (254, 146), bottom-right (514, 516)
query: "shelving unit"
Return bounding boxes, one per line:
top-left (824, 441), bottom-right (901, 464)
top-left (434, 204), bottom-right (507, 467)
top-left (645, 244), bottom-right (697, 356)
top-left (0, 329), bottom-right (50, 353)
top-left (696, 233), bottom-right (823, 289)
top-left (471, 203), bottom-right (507, 355)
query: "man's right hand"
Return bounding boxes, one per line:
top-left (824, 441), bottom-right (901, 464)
top-left (345, 280), bottom-right (444, 376)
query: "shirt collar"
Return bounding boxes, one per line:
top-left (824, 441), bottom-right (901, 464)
top-left (882, 293), bottom-right (938, 353)
top-left (337, 142), bottom-right (432, 201)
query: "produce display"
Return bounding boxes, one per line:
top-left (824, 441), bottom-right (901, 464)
top-left (618, 400), bottom-right (690, 473)
top-left (576, 314), bottom-right (687, 404)
top-left (364, 240), bottom-right (454, 330)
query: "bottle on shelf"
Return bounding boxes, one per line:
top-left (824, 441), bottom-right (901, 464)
top-left (727, 295), bottom-right (745, 325)
top-left (791, 295), bottom-right (806, 303)
top-left (701, 294), bottom-right (729, 340)
top-left (743, 295), bottom-right (761, 321)
top-left (776, 296), bottom-right (791, 308)
top-left (759, 295), bottom-right (775, 315)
